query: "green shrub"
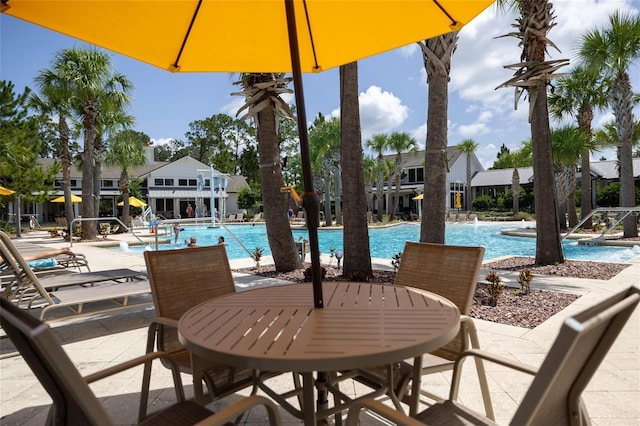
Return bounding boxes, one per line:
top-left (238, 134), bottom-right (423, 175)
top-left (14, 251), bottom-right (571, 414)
top-left (472, 195), bottom-right (495, 211)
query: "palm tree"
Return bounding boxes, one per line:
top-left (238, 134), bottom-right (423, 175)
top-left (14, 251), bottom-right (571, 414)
top-left (365, 133), bottom-right (389, 222)
top-left (496, 0), bottom-right (568, 264)
top-left (578, 11), bottom-right (640, 238)
top-left (551, 126), bottom-right (589, 230)
top-left (31, 68), bottom-right (75, 231)
top-left (309, 114), bottom-right (340, 227)
top-left (93, 102), bottom-right (134, 218)
top-left (455, 139), bottom-right (479, 211)
top-left (340, 62), bottom-right (373, 280)
top-left (362, 156), bottom-right (377, 215)
top-left (233, 73), bottom-right (301, 271)
top-left (105, 129), bottom-right (149, 227)
top-left (387, 132), bottom-right (417, 220)
top-left (491, 142), bottom-right (532, 214)
top-left (549, 66), bottom-right (609, 229)
top-left (418, 31), bottom-right (459, 244)
top-left (50, 47), bottom-right (132, 240)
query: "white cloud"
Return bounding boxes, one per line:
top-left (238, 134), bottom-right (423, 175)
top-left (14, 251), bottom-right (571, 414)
top-left (358, 86), bottom-right (409, 140)
top-left (150, 137), bottom-right (174, 146)
top-left (220, 96), bottom-right (247, 118)
top-left (443, 0), bottom-right (639, 158)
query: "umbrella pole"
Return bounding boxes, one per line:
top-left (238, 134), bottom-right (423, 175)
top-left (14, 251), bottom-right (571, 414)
top-left (285, 0), bottom-right (328, 421)
top-left (284, 0), bottom-right (323, 310)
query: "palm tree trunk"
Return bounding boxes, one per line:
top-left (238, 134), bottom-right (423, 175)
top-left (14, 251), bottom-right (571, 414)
top-left (81, 104), bottom-right (97, 240)
top-left (334, 165), bottom-right (342, 225)
top-left (580, 148), bottom-right (593, 229)
top-left (340, 62), bottom-right (372, 280)
top-left (59, 116), bottom-right (74, 232)
top-left (614, 74), bottom-right (638, 238)
top-left (421, 70), bottom-right (448, 244)
top-left (256, 106), bottom-right (301, 271)
top-left (531, 84), bottom-right (564, 263)
top-left (512, 168), bottom-right (520, 214)
top-left (323, 176), bottom-right (332, 227)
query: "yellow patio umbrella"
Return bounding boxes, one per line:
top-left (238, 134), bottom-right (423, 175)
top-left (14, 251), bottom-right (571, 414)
top-left (1, 0), bottom-right (494, 310)
top-left (0, 185), bottom-right (15, 196)
top-left (50, 194), bottom-right (82, 203)
top-left (118, 196), bottom-right (147, 208)
top-left (412, 194), bottom-right (424, 200)
top-left (455, 192), bottom-right (462, 209)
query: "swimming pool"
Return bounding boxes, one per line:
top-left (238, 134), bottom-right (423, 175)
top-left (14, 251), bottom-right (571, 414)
top-left (118, 223), bottom-right (640, 263)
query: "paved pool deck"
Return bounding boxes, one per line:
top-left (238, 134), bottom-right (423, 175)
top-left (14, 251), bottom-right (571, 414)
top-left (1, 230), bottom-right (638, 425)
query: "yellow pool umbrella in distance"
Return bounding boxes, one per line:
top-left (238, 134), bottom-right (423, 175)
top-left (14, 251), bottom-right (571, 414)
top-left (412, 194), bottom-right (424, 201)
top-left (118, 196), bottom-right (147, 208)
top-left (0, 185), bottom-right (15, 196)
top-left (1, 0), bottom-right (495, 310)
top-left (455, 192), bottom-right (462, 209)
top-left (51, 194), bottom-right (82, 203)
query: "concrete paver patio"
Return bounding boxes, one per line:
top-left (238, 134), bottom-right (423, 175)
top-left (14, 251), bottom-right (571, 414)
top-left (1, 231), bottom-right (638, 425)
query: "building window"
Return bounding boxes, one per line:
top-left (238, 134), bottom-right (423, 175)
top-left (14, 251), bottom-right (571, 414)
top-left (178, 179), bottom-right (198, 187)
top-left (103, 180), bottom-right (115, 187)
top-left (154, 178), bottom-right (174, 186)
top-left (408, 168), bottom-right (424, 184)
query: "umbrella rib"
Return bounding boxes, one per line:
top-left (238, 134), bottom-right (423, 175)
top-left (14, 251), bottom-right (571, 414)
top-left (301, 0), bottom-right (320, 72)
top-left (432, 0), bottom-right (458, 28)
top-left (171, 0), bottom-right (204, 71)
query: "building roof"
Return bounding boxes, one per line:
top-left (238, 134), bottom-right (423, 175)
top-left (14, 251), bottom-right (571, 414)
top-left (382, 146), bottom-right (463, 169)
top-left (37, 155), bottom-right (249, 193)
top-left (472, 158), bottom-right (640, 188)
top-left (590, 158), bottom-right (640, 179)
top-left (37, 158), bottom-right (167, 180)
top-left (471, 167), bottom-right (534, 187)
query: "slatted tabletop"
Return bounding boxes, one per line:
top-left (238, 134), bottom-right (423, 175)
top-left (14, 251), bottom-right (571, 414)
top-left (179, 282), bottom-right (460, 373)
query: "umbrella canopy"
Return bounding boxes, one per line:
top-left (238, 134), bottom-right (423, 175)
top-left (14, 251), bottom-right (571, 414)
top-left (1, 1), bottom-right (494, 73)
top-left (412, 194), bottom-right (424, 201)
top-left (118, 196), bottom-right (147, 208)
top-left (0, 185), bottom-right (15, 196)
top-left (50, 194), bottom-right (82, 203)
top-left (455, 192), bottom-right (462, 209)
top-left (2, 0), bottom-right (493, 309)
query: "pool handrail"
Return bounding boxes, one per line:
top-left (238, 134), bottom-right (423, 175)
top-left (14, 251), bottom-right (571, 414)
top-left (69, 217), bottom-right (145, 248)
top-left (152, 218), bottom-right (254, 257)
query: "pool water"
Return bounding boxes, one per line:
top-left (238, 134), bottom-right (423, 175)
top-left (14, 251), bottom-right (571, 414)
top-left (119, 223), bottom-right (640, 263)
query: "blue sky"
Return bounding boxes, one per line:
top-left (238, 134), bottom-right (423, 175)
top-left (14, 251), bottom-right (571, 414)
top-left (1, 1), bottom-right (639, 170)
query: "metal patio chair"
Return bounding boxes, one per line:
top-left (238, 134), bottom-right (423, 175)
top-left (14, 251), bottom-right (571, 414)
top-left (0, 297), bottom-right (281, 426)
top-left (347, 283), bottom-right (640, 425)
top-left (346, 242), bottom-right (493, 418)
top-left (141, 245), bottom-right (261, 419)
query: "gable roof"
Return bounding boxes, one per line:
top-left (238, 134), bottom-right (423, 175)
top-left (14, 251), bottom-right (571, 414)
top-left (37, 158), bottom-right (166, 180)
top-left (472, 167), bottom-right (534, 187)
top-left (472, 158), bottom-right (640, 188)
top-left (382, 147), bottom-right (463, 169)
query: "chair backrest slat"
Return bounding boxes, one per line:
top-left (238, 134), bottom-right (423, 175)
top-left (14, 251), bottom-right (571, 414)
top-left (393, 242), bottom-right (485, 360)
top-left (0, 298), bottom-right (112, 425)
top-left (511, 285), bottom-right (640, 425)
top-left (144, 245), bottom-right (236, 353)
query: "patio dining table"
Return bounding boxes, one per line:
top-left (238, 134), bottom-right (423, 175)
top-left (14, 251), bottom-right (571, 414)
top-left (178, 281), bottom-right (460, 424)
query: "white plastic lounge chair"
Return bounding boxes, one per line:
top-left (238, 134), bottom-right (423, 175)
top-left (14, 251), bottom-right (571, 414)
top-left (0, 230), bottom-right (151, 320)
top-left (0, 297), bottom-right (282, 426)
top-left (347, 283), bottom-right (640, 426)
